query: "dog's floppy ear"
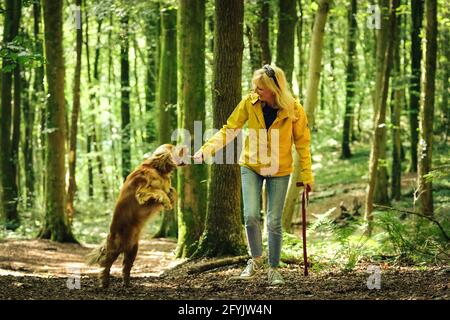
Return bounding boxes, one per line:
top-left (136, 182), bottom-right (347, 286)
top-left (150, 152), bottom-right (176, 174)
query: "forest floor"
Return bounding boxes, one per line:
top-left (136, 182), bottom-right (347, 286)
top-left (0, 164), bottom-right (448, 300)
top-left (0, 234), bottom-right (449, 300)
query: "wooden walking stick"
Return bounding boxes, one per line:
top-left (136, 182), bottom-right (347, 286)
top-left (296, 182), bottom-right (310, 276)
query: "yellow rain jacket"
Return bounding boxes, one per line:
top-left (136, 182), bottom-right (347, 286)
top-left (200, 93), bottom-right (313, 184)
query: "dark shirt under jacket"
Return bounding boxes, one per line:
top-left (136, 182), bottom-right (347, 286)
top-left (262, 101), bottom-right (278, 129)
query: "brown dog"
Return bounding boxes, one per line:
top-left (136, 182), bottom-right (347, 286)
top-left (87, 144), bottom-right (187, 288)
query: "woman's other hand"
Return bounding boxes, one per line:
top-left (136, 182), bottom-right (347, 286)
top-left (193, 149), bottom-right (204, 163)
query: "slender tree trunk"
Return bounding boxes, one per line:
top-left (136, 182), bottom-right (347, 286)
top-left (282, 0), bottom-right (331, 230)
top-left (22, 66), bottom-right (35, 209)
top-left (176, 0), bottom-right (207, 257)
top-left (257, 0), bottom-right (271, 65)
top-left (144, 2), bottom-right (159, 144)
top-left (417, 0), bottom-right (437, 216)
top-left (365, 0), bottom-right (398, 234)
top-left (408, 0), bottom-right (423, 172)
top-left (0, 0), bottom-right (22, 230)
top-left (92, 17), bottom-right (109, 201)
top-left (38, 0), bottom-right (77, 242)
top-left (341, 0), bottom-right (357, 159)
top-left (154, 6), bottom-right (178, 238)
top-left (120, 10), bottom-right (131, 181)
top-left (276, 0), bottom-right (296, 85)
top-left (84, 6), bottom-right (94, 197)
top-left (303, 0), bottom-right (331, 129)
top-left (33, 0), bottom-right (46, 209)
top-left (67, 0), bottom-right (83, 223)
top-left (390, 13), bottom-right (402, 201)
top-left (373, 0), bottom-right (390, 206)
top-left (193, 0), bottom-right (247, 258)
top-left (296, 0), bottom-right (304, 99)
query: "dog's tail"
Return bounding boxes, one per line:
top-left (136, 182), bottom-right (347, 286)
top-left (86, 240), bottom-right (108, 267)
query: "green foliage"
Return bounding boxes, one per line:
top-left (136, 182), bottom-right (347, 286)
top-left (0, 35), bottom-right (43, 72)
top-left (373, 211), bottom-right (450, 265)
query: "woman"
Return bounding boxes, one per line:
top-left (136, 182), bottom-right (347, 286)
top-left (193, 64), bottom-right (313, 285)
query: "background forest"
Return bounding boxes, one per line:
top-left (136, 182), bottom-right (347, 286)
top-left (0, 0), bottom-right (449, 300)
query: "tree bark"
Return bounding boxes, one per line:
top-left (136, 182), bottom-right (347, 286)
top-left (276, 0), bottom-right (296, 85)
top-left (408, 0), bottom-right (423, 172)
top-left (67, 0), bottom-right (83, 223)
top-left (365, 0), bottom-right (399, 234)
top-left (193, 0), bottom-right (247, 258)
top-left (154, 6), bottom-right (178, 238)
top-left (0, 0), bottom-right (22, 230)
top-left (175, 0), bottom-right (207, 257)
top-left (282, 0), bottom-right (331, 230)
top-left (257, 0), bottom-right (271, 65)
top-left (417, 0), bottom-right (437, 216)
top-left (303, 0), bottom-right (331, 129)
top-left (341, 0), bottom-right (357, 159)
top-left (38, 0), bottom-right (77, 242)
top-left (390, 13), bottom-right (402, 201)
top-left (120, 9), bottom-right (131, 181)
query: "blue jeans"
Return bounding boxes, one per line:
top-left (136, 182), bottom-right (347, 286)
top-left (240, 166), bottom-right (290, 268)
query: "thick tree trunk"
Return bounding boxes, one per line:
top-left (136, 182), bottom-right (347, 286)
top-left (408, 0), bottom-right (423, 172)
top-left (0, 0), bottom-right (22, 230)
top-left (276, 0), bottom-right (296, 85)
top-left (67, 0), bottom-right (82, 224)
top-left (154, 6), bottom-right (178, 238)
top-left (365, 0), bottom-right (398, 235)
top-left (176, 0), bottom-right (207, 257)
top-left (38, 0), bottom-right (77, 242)
top-left (341, 0), bottom-right (357, 159)
top-left (193, 0), bottom-right (247, 258)
top-left (417, 0), bottom-right (437, 216)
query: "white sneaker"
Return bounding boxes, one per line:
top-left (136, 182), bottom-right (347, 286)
top-left (268, 268), bottom-right (285, 285)
top-left (231, 258), bottom-right (260, 280)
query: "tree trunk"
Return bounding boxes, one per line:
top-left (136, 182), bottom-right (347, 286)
top-left (144, 1), bottom-right (159, 144)
top-left (390, 13), bottom-right (402, 201)
top-left (67, 0), bottom-right (82, 224)
top-left (193, 0), bottom-right (247, 258)
top-left (38, 0), bottom-right (77, 242)
top-left (365, 0), bottom-right (398, 235)
top-left (276, 0), bottom-right (296, 86)
top-left (408, 0), bottom-right (423, 172)
top-left (296, 0), bottom-right (304, 99)
top-left (257, 0), bottom-right (271, 65)
top-left (120, 10), bottom-right (131, 181)
top-left (282, 0), bottom-right (331, 230)
top-left (22, 66), bottom-right (35, 209)
top-left (84, 7), bottom-right (94, 197)
top-left (154, 6), bottom-right (178, 238)
top-left (33, 0), bottom-right (45, 210)
top-left (0, 0), bottom-right (22, 230)
top-left (303, 0), bottom-right (331, 129)
top-left (175, 0), bottom-right (207, 257)
top-left (341, 0), bottom-right (357, 159)
top-left (417, 0), bottom-right (437, 216)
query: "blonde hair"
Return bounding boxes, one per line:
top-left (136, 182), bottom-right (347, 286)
top-left (251, 64), bottom-right (297, 120)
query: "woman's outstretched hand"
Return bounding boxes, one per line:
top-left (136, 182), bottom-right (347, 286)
top-left (193, 149), bottom-right (204, 163)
